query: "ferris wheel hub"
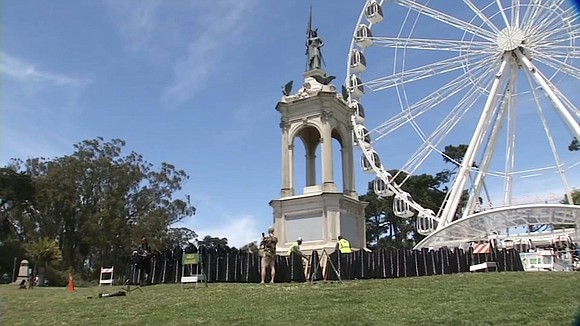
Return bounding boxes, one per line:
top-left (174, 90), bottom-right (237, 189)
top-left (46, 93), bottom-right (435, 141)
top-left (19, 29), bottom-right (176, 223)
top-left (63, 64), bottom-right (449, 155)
top-left (496, 26), bottom-right (526, 52)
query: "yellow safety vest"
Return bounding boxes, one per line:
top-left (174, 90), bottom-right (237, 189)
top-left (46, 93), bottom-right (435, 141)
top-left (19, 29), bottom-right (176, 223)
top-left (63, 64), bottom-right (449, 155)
top-left (288, 243), bottom-right (300, 255)
top-left (338, 239), bottom-right (352, 253)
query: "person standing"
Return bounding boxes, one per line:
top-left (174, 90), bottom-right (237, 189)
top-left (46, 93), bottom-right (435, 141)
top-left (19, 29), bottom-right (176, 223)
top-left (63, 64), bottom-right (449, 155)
top-left (260, 227), bottom-right (278, 284)
top-left (288, 237), bottom-right (304, 256)
top-left (288, 237), bottom-right (310, 279)
top-left (336, 236), bottom-right (352, 254)
top-left (138, 237), bottom-right (153, 285)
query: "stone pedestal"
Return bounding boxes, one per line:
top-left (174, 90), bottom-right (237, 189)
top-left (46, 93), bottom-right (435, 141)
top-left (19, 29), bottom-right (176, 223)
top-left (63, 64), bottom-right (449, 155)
top-left (270, 192), bottom-right (366, 255)
top-left (13, 259), bottom-right (29, 285)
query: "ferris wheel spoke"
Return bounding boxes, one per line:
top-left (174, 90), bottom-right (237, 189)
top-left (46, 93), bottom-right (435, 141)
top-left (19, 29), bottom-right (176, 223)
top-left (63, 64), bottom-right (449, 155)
top-left (398, 71), bottom-right (496, 177)
top-left (531, 51), bottom-right (580, 80)
top-left (526, 7), bottom-right (578, 41)
top-left (517, 61), bottom-right (580, 121)
top-left (520, 1), bottom-right (538, 31)
top-left (495, 0), bottom-right (511, 28)
top-left (523, 71), bottom-right (574, 203)
top-left (371, 56), bottom-right (498, 139)
top-left (368, 36), bottom-right (493, 53)
top-left (516, 49), bottom-right (580, 139)
top-left (395, 0), bottom-right (498, 42)
top-left (511, 0), bottom-right (521, 27)
top-left (521, 0), bottom-right (565, 33)
top-left (403, 88), bottom-right (494, 178)
top-left (363, 52), bottom-right (493, 92)
top-left (529, 28), bottom-right (580, 48)
top-left (532, 45), bottom-right (580, 60)
top-left (463, 0), bottom-right (501, 33)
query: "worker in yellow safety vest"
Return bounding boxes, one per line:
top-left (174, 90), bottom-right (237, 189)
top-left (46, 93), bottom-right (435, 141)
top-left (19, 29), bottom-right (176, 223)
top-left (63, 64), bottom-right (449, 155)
top-left (288, 237), bottom-right (310, 278)
top-left (337, 236), bottom-right (352, 253)
top-left (288, 237), bottom-right (304, 256)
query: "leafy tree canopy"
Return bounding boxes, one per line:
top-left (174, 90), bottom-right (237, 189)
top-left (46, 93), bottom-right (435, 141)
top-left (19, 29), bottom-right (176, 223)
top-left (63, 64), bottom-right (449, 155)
top-left (1, 137), bottom-right (196, 279)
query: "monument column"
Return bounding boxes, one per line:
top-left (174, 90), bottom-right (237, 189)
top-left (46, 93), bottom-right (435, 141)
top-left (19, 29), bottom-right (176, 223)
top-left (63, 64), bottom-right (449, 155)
top-left (321, 112), bottom-right (335, 191)
top-left (280, 121), bottom-right (293, 197)
top-left (306, 148), bottom-right (317, 186)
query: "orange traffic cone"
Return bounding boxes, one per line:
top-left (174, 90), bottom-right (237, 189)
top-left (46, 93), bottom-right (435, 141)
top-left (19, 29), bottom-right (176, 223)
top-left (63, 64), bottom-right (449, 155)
top-left (68, 273), bottom-right (76, 292)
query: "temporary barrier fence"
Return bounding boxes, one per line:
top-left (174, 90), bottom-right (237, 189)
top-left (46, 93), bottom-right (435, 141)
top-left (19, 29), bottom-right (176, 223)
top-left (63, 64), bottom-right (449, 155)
top-left (121, 247), bottom-right (524, 285)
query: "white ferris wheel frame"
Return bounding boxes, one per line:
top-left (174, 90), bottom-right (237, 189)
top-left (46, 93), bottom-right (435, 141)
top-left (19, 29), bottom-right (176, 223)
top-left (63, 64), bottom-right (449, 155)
top-left (347, 0), bottom-right (580, 248)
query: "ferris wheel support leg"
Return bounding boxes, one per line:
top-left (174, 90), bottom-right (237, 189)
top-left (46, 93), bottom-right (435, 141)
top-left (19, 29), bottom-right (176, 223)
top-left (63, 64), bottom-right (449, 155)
top-left (464, 69), bottom-right (517, 217)
top-left (438, 54), bottom-right (509, 228)
top-left (464, 89), bottom-right (510, 218)
top-left (514, 49), bottom-right (580, 140)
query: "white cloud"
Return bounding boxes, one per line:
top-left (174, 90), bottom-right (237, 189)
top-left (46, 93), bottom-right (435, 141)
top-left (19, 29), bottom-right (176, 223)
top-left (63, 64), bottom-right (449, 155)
top-left (162, 1), bottom-right (257, 105)
top-left (0, 52), bottom-right (90, 87)
top-left (104, 1), bottom-right (257, 105)
top-left (191, 215), bottom-right (261, 248)
top-left (1, 125), bottom-right (74, 163)
top-left (104, 1), bottom-right (161, 53)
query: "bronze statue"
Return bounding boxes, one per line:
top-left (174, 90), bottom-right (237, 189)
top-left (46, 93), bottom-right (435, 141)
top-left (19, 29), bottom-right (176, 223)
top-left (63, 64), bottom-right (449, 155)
top-left (307, 28), bottom-right (324, 70)
top-left (305, 8), bottom-right (324, 71)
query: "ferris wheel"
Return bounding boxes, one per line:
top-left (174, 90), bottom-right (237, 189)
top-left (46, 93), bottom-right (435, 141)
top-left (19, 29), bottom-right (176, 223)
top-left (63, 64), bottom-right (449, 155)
top-left (347, 0), bottom-right (580, 248)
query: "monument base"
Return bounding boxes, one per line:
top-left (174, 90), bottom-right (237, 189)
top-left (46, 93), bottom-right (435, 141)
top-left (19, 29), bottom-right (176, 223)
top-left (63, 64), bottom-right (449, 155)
top-left (269, 192), bottom-right (367, 255)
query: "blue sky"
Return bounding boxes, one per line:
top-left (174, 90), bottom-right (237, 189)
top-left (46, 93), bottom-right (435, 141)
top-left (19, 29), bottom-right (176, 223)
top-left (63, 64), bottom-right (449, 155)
top-left (1, 1), bottom-right (367, 247)
top-left (2, 1), bottom-right (578, 246)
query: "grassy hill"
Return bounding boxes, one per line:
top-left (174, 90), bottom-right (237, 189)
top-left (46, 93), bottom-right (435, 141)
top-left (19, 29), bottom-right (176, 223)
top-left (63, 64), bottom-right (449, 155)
top-left (1, 272), bottom-right (579, 325)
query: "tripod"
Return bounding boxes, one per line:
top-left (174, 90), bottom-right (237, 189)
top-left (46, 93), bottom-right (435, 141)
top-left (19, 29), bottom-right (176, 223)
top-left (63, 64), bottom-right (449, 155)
top-left (121, 262), bottom-right (144, 293)
top-left (121, 278), bottom-right (143, 293)
top-left (309, 249), bottom-right (342, 283)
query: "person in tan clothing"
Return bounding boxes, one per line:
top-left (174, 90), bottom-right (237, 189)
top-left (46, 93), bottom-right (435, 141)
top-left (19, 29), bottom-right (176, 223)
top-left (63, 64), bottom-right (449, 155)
top-left (260, 227), bottom-right (278, 284)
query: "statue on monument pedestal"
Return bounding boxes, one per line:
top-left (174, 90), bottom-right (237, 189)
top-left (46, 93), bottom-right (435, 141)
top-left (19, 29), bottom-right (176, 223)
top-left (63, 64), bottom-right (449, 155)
top-left (305, 8), bottom-right (325, 71)
top-left (306, 28), bottom-right (324, 71)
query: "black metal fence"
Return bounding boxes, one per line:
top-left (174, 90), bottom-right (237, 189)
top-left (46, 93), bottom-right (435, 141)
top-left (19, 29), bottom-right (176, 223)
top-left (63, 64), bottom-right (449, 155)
top-left (121, 246), bottom-right (524, 285)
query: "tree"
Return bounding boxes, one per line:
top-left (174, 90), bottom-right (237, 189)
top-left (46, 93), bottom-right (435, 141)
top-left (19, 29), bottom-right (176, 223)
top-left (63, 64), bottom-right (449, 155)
top-left (561, 189), bottom-right (580, 205)
top-left (0, 168), bottom-right (35, 239)
top-left (361, 170), bottom-right (448, 250)
top-left (361, 144), bottom-right (471, 249)
top-left (164, 227), bottom-right (197, 248)
top-left (5, 137), bottom-right (196, 279)
top-left (0, 168), bottom-right (36, 278)
top-left (24, 237), bottom-right (62, 286)
top-left (197, 235), bottom-right (229, 248)
top-left (240, 241), bottom-right (260, 255)
top-left (360, 189), bottom-right (390, 249)
top-left (442, 144), bottom-right (469, 166)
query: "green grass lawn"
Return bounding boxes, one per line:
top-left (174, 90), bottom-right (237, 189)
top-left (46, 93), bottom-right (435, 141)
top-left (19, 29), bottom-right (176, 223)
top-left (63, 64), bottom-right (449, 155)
top-left (1, 272), bottom-right (579, 326)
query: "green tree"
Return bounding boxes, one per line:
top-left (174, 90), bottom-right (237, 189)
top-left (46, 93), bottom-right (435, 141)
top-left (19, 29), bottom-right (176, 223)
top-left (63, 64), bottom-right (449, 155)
top-left (164, 227), bottom-right (198, 248)
top-left (0, 168), bottom-right (36, 277)
top-left (360, 189), bottom-right (390, 248)
top-left (6, 137), bottom-right (196, 279)
top-left (361, 170), bottom-right (448, 250)
top-left (442, 144), bottom-right (469, 166)
top-left (0, 168), bottom-right (35, 239)
top-left (24, 237), bottom-right (63, 286)
top-left (361, 144), bottom-right (471, 249)
top-left (197, 235), bottom-right (229, 249)
top-left (240, 241), bottom-right (260, 255)
top-left (561, 189), bottom-right (580, 205)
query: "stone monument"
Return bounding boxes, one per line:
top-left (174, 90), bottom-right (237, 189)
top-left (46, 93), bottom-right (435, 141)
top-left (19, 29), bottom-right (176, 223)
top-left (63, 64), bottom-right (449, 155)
top-left (13, 259), bottom-right (30, 285)
top-left (270, 13), bottom-right (367, 255)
